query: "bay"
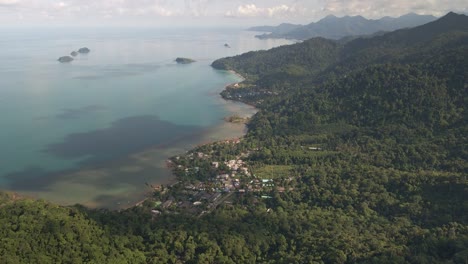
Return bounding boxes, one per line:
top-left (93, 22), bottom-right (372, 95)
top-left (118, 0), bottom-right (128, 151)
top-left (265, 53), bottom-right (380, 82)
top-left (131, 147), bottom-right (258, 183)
top-left (0, 27), bottom-right (293, 208)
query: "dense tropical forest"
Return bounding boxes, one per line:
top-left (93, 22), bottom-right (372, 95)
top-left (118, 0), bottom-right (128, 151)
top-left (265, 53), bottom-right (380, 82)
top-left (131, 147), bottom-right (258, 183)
top-left (0, 12), bottom-right (467, 263)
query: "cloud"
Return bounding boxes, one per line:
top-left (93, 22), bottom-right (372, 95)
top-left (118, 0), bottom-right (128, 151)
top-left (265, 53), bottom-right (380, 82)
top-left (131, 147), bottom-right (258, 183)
top-left (322, 0), bottom-right (468, 18)
top-left (184, 0), bottom-right (212, 16)
top-left (0, 0), bottom-right (18, 5)
top-left (0, 0), bottom-right (181, 18)
top-left (225, 3), bottom-right (298, 18)
top-left (0, 0), bottom-right (466, 26)
top-left (150, 5), bottom-right (175, 17)
top-left (232, 4), bottom-right (261, 17)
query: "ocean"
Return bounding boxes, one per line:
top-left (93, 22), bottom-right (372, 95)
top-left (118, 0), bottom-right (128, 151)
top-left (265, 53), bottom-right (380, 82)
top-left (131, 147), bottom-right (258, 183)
top-left (0, 27), bottom-right (292, 208)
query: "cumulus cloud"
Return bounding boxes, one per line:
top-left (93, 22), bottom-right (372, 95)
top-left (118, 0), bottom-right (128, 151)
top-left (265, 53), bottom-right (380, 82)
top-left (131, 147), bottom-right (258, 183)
top-left (0, 0), bottom-right (466, 26)
top-left (322, 0), bottom-right (468, 18)
top-left (225, 3), bottom-right (298, 18)
top-left (227, 4), bottom-right (260, 17)
top-left (0, 0), bottom-right (181, 18)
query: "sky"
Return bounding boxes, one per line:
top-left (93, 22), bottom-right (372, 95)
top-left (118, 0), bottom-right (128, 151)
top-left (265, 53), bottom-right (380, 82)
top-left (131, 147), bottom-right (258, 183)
top-left (0, 0), bottom-right (467, 27)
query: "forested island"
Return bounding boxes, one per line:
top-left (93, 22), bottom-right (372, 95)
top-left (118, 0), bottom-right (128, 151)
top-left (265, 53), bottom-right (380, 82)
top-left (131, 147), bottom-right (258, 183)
top-left (58, 47), bottom-right (90, 63)
top-left (78, 47), bottom-right (91, 54)
top-left (176, 57), bottom-right (196, 64)
top-left (57, 56), bottom-right (74, 63)
top-left (1, 12), bottom-right (467, 263)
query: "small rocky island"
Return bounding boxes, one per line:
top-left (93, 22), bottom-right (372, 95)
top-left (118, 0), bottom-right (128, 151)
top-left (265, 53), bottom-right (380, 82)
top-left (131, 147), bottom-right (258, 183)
top-left (57, 47), bottom-right (91, 63)
top-left (78, 47), bottom-right (90, 54)
top-left (175, 57), bottom-right (195, 64)
top-left (58, 56), bottom-right (74, 63)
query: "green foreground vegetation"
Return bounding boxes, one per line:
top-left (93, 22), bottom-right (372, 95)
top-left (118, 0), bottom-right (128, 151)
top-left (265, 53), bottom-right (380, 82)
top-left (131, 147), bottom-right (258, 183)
top-left (1, 12), bottom-right (467, 263)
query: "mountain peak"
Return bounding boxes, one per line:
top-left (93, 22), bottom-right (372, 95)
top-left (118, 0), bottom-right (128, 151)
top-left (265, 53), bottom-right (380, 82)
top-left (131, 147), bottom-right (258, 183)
top-left (321, 14), bottom-right (338, 21)
top-left (400, 12), bottom-right (419, 17)
top-left (252, 12), bottom-right (445, 40)
top-left (435, 11), bottom-right (467, 24)
top-left (443, 11), bottom-right (463, 18)
top-left (353, 15), bottom-right (366, 20)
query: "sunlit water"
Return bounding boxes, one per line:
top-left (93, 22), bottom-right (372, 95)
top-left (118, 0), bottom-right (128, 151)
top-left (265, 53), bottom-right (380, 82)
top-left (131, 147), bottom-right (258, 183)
top-left (0, 27), bottom-right (293, 208)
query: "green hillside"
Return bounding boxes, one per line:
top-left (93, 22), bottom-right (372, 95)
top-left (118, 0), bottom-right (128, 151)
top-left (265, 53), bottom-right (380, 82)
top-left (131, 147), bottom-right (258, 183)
top-left (0, 192), bottom-right (147, 263)
top-left (1, 12), bottom-right (467, 263)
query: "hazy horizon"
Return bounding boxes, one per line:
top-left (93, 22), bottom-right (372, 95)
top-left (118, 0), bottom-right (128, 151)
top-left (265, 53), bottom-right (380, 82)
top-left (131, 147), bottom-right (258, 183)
top-left (0, 27), bottom-right (292, 208)
top-left (0, 0), bottom-right (467, 28)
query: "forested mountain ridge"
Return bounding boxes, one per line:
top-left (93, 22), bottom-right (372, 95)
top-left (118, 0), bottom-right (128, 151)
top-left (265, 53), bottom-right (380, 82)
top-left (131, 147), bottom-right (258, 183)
top-left (0, 12), bottom-right (467, 264)
top-left (250, 13), bottom-right (437, 40)
top-left (214, 12), bottom-right (468, 171)
top-left (213, 12), bottom-right (468, 110)
top-left (212, 37), bottom-right (341, 83)
top-left (209, 13), bottom-right (467, 262)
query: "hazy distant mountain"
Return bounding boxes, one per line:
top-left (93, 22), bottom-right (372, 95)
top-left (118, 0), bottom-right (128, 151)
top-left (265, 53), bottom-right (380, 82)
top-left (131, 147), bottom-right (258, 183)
top-left (249, 23), bottom-right (301, 34)
top-left (251, 13), bottom-right (438, 40)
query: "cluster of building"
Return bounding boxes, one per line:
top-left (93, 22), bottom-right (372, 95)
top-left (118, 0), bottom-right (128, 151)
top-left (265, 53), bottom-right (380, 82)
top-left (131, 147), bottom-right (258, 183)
top-left (152, 147), bottom-right (292, 217)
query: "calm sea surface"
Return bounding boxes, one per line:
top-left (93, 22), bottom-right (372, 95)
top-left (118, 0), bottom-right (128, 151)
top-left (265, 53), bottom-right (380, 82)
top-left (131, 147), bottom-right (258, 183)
top-left (0, 27), bottom-right (292, 208)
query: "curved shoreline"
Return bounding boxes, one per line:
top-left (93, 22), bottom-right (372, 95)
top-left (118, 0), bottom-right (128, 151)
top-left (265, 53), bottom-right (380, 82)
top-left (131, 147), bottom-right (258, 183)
top-left (228, 70), bottom-right (246, 82)
top-left (133, 70), bottom-right (257, 208)
top-left (4, 69), bottom-right (258, 210)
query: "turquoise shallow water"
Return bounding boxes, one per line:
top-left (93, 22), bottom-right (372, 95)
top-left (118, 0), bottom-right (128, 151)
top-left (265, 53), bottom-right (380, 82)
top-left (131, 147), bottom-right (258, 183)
top-left (0, 27), bottom-right (292, 207)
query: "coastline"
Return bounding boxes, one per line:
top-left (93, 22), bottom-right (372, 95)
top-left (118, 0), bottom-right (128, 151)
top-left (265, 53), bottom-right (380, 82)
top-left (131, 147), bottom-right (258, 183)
top-left (228, 70), bottom-right (245, 82)
top-left (221, 69), bottom-right (260, 109)
top-left (0, 70), bottom-right (257, 210)
top-left (0, 28), bottom-right (292, 211)
top-left (133, 71), bottom-right (257, 208)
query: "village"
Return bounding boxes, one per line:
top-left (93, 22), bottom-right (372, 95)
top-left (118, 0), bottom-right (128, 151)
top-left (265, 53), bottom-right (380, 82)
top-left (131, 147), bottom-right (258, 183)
top-left (146, 139), bottom-right (291, 218)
